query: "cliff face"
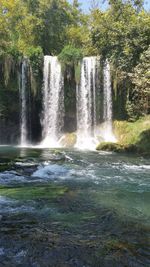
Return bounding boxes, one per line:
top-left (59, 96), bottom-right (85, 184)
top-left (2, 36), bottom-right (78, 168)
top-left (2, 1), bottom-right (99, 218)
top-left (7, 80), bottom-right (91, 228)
top-left (0, 120), bottom-right (19, 144)
top-left (0, 57), bottom-right (149, 147)
top-left (0, 58), bottom-right (42, 144)
top-left (0, 76), bottom-right (20, 144)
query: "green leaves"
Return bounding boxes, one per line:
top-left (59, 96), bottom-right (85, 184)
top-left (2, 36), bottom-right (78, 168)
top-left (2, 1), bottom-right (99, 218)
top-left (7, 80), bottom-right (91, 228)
top-left (90, 1), bottom-right (150, 119)
top-left (91, 1), bottom-right (150, 70)
top-left (130, 46), bottom-right (150, 116)
top-left (0, 0), bottom-right (149, 121)
top-left (58, 45), bottom-right (83, 67)
top-left (26, 46), bottom-right (43, 73)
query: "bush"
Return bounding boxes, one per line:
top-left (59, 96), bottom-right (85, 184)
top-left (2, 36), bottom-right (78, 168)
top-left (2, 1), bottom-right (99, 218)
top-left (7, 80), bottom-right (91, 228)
top-left (58, 45), bottom-right (83, 67)
top-left (26, 46), bottom-right (43, 74)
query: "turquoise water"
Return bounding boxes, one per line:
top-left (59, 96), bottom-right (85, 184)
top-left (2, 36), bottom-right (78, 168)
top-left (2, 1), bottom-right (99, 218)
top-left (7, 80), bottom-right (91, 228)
top-left (0, 147), bottom-right (149, 266)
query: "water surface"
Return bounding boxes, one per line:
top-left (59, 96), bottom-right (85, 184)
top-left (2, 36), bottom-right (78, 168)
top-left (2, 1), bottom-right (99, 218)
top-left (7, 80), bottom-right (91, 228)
top-left (0, 146), bottom-right (149, 267)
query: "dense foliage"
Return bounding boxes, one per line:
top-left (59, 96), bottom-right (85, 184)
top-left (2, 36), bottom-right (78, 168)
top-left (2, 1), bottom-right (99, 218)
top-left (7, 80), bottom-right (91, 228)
top-left (0, 0), bottom-right (149, 120)
top-left (58, 45), bottom-right (83, 67)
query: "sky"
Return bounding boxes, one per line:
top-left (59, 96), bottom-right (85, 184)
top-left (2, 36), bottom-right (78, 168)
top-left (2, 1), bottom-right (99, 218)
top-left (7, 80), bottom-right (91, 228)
top-left (68, 0), bottom-right (150, 12)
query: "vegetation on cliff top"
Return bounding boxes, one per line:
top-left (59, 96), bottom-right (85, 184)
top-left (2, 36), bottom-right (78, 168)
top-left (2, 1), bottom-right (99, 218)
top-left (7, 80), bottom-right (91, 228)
top-left (0, 0), bottom-right (149, 126)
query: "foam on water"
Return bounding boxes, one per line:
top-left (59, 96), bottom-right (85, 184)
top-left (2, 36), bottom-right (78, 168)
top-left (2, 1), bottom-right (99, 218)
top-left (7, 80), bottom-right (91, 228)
top-left (75, 136), bottom-right (98, 151)
top-left (15, 161), bottom-right (38, 168)
top-left (0, 171), bottom-right (26, 185)
top-left (32, 164), bottom-right (68, 179)
top-left (0, 248), bottom-right (5, 256)
top-left (38, 137), bottom-right (62, 148)
top-left (2, 205), bottom-right (35, 214)
top-left (0, 196), bottom-right (15, 204)
top-left (0, 195), bottom-right (36, 215)
top-left (122, 164), bottom-right (150, 171)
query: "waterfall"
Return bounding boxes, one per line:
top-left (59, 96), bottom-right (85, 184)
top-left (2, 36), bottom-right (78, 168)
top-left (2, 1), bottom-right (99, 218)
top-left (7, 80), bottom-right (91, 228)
top-left (102, 60), bottom-right (116, 142)
top-left (75, 57), bottom-right (98, 149)
top-left (41, 56), bottom-right (64, 147)
top-left (20, 59), bottom-right (28, 146)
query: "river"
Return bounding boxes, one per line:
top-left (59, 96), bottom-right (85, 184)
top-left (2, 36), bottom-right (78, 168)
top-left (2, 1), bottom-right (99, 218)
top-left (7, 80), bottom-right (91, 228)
top-left (0, 146), bottom-right (149, 266)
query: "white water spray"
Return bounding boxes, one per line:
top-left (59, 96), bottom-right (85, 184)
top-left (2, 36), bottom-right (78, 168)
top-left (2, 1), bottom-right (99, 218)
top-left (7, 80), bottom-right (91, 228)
top-left (76, 57), bottom-right (99, 150)
top-left (102, 60), bottom-right (116, 142)
top-left (41, 56), bottom-right (64, 147)
top-left (20, 59), bottom-right (28, 146)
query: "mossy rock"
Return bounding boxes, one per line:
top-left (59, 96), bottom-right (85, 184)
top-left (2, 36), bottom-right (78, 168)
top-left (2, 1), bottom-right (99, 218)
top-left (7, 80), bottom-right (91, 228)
top-left (123, 144), bottom-right (138, 153)
top-left (96, 142), bottom-right (123, 152)
top-left (113, 116), bottom-right (150, 146)
top-left (0, 185), bottom-right (68, 200)
top-left (111, 116), bottom-right (150, 155)
top-left (96, 142), bottom-right (138, 153)
top-left (60, 133), bottom-right (76, 148)
top-left (136, 129), bottom-right (150, 155)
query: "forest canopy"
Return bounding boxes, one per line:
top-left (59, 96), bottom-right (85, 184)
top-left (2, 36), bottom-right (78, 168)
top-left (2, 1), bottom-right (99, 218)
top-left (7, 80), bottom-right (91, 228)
top-left (0, 0), bottom-right (150, 118)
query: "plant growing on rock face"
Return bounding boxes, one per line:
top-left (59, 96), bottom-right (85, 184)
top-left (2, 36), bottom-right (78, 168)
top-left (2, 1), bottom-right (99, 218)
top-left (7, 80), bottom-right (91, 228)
top-left (25, 46), bottom-right (43, 96)
top-left (26, 46), bottom-right (43, 75)
top-left (58, 45), bottom-right (83, 67)
top-left (58, 45), bottom-right (83, 83)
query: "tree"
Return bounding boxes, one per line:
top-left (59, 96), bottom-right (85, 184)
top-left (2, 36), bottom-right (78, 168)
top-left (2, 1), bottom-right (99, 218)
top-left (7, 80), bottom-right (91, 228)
top-left (129, 46), bottom-right (150, 116)
top-left (91, 1), bottom-right (150, 70)
top-left (0, 0), bottom-right (41, 57)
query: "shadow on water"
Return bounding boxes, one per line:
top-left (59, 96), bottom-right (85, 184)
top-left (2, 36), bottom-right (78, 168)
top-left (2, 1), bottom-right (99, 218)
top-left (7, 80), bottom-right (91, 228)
top-left (0, 146), bottom-right (149, 267)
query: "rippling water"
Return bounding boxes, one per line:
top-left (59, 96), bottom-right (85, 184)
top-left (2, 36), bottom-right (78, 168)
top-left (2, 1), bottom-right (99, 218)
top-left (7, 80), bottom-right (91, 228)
top-left (0, 146), bottom-right (149, 267)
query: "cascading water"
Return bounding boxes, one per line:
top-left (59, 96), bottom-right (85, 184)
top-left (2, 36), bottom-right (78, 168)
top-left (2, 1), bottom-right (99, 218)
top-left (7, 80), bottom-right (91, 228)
top-left (102, 60), bottom-right (116, 142)
top-left (20, 59), bottom-right (28, 146)
top-left (75, 57), bottom-right (98, 149)
top-left (41, 56), bottom-right (64, 147)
